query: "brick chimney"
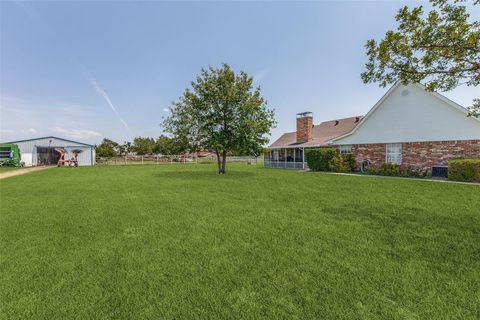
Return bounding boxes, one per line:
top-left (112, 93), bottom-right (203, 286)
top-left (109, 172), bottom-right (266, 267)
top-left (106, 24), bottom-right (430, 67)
top-left (296, 112), bottom-right (313, 143)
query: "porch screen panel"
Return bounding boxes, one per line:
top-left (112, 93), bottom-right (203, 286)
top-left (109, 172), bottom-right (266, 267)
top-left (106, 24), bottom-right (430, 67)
top-left (286, 149), bottom-right (294, 162)
top-left (295, 148), bottom-right (303, 162)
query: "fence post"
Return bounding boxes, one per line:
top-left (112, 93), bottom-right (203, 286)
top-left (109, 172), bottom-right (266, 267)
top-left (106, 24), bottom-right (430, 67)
top-left (125, 155), bottom-right (127, 165)
top-left (142, 156), bottom-right (144, 165)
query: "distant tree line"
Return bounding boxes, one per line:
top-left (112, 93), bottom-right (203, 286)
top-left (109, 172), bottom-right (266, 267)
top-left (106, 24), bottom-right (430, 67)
top-left (94, 135), bottom-right (189, 158)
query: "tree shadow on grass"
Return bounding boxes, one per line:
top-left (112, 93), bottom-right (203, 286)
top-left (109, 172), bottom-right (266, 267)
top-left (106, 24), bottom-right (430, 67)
top-left (152, 170), bottom-right (256, 180)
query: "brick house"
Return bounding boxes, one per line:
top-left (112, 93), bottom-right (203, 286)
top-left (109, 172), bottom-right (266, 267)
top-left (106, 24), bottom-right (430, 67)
top-left (264, 83), bottom-right (480, 171)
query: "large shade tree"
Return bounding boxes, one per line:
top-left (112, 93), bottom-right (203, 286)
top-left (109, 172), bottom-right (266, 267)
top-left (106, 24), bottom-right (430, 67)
top-left (163, 64), bottom-right (276, 174)
top-left (361, 0), bottom-right (480, 116)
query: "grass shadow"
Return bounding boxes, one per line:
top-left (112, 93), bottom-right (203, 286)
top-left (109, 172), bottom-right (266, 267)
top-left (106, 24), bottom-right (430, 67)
top-left (152, 169), bottom-right (256, 180)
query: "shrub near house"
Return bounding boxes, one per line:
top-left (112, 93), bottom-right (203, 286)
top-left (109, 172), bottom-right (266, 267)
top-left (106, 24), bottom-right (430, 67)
top-left (305, 148), bottom-right (480, 183)
top-left (448, 159), bottom-right (480, 183)
top-left (367, 163), bottom-right (399, 176)
top-left (305, 148), bottom-right (355, 173)
top-left (305, 148), bottom-right (336, 171)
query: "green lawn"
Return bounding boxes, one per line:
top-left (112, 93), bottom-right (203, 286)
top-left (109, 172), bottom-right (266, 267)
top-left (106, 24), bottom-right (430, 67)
top-left (1, 164), bottom-right (479, 319)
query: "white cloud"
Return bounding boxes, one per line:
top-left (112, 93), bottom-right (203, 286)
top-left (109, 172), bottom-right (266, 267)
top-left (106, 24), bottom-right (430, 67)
top-left (0, 95), bottom-right (23, 103)
top-left (0, 96), bottom-right (106, 143)
top-left (163, 108), bottom-right (170, 112)
top-left (59, 104), bottom-right (88, 116)
top-left (53, 127), bottom-right (102, 139)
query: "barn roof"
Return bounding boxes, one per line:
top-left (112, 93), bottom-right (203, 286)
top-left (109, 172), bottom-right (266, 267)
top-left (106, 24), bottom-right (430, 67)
top-left (4, 136), bottom-right (93, 147)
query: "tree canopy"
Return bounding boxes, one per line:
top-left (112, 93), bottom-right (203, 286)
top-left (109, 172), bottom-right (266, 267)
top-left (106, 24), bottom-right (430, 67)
top-left (95, 138), bottom-right (119, 158)
top-left (117, 141), bottom-right (132, 156)
top-left (131, 137), bottom-right (155, 155)
top-left (154, 135), bottom-right (188, 155)
top-left (361, 0), bottom-right (480, 116)
top-left (162, 64), bottom-right (276, 174)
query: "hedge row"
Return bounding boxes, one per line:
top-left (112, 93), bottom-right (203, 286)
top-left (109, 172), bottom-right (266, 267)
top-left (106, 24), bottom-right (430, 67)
top-left (448, 159), bottom-right (480, 183)
top-left (304, 149), bottom-right (480, 183)
top-left (305, 148), bottom-right (355, 173)
top-left (367, 163), bottom-right (399, 176)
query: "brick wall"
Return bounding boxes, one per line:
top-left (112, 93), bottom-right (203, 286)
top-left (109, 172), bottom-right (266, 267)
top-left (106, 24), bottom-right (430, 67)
top-left (351, 143), bottom-right (385, 168)
top-left (350, 140), bottom-right (480, 170)
top-left (402, 140), bottom-right (480, 170)
top-left (296, 116), bottom-right (313, 143)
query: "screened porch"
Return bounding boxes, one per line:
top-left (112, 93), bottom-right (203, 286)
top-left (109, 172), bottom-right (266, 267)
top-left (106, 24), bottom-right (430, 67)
top-left (264, 148), bottom-right (305, 169)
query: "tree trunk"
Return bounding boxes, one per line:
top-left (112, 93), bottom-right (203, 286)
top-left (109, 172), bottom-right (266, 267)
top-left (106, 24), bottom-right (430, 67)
top-left (220, 151), bottom-right (227, 174)
top-left (215, 150), bottom-right (222, 174)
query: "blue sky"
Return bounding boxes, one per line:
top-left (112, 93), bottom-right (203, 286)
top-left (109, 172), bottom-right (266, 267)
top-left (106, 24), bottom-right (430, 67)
top-left (1, 1), bottom-right (478, 145)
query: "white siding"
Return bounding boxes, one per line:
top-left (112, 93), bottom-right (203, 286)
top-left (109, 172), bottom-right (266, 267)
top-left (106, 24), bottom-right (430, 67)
top-left (334, 84), bottom-right (480, 144)
top-left (63, 146), bottom-right (94, 166)
top-left (21, 153), bottom-right (33, 166)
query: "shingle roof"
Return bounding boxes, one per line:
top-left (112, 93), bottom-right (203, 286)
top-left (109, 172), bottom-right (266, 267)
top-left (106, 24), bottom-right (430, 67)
top-left (269, 116), bottom-right (363, 148)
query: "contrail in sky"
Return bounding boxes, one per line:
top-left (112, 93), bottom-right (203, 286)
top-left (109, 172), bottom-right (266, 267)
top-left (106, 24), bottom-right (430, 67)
top-left (87, 75), bottom-right (132, 133)
top-left (253, 68), bottom-right (270, 85)
top-left (13, 2), bottom-right (133, 135)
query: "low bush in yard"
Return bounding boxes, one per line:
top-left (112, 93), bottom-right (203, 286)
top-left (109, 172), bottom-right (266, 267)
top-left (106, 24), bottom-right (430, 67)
top-left (368, 163), bottom-right (399, 176)
top-left (305, 148), bottom-right (336, 171)
top-left (401, 167), bottom-right (431, 178)
top-left (342, 153), bottom-right (356, 172)
top-left (329, 155), bottom-right (351, 173)
top-left (448, 159), bottom-right (480, 182)
top-left (305, 148), bottom-right (356, 172)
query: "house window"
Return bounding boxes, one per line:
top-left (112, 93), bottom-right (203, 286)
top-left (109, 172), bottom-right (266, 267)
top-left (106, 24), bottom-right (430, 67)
top-left (339, 145), bottom-right (352, 155)
top-left (386, 143), bottom-right (402, 165)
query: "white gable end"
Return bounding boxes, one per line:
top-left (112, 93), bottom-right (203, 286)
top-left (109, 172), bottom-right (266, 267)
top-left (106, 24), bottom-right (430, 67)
top-left (334, 84), bottom-right (480, 144)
